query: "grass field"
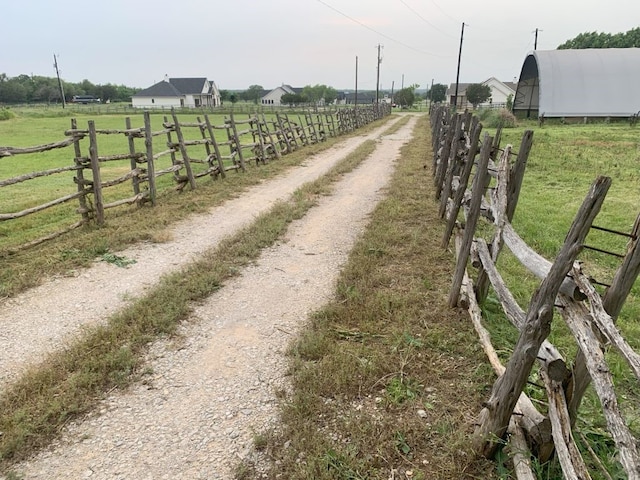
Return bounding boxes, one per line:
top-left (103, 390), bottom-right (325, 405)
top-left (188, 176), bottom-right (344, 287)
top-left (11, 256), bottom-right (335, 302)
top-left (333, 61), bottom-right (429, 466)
top-left (481, 119), bottom-right (640, 477)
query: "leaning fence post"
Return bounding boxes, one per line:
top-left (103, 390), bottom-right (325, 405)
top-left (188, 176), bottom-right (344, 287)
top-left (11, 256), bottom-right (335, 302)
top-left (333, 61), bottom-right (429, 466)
top-left (473, 175), bottom-right (612, 459)
top-left (441, 119), bottom-right (482, 248)
top-left (87, 120), bottom-right (104, 226)
top-left (171, 110), bottom-right (197, 189)
top-left (448, 133), bottom-right (493, 308)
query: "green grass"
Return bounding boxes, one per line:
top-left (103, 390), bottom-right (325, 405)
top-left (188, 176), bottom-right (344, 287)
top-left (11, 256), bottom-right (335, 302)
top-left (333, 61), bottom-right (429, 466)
top-left (0, 117), bottom-right (394, 471)
top-left (478, 120), bottom-right (640, 478)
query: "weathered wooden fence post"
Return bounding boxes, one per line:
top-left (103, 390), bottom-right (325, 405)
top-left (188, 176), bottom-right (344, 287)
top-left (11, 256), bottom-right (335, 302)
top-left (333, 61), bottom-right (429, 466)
top-left (203, 114), bottom-right (226, 179)
top-left (225, 112), bottom-right (247, 172)
top-left (448, 133), bottom-right (493, 308)
top-left (125, 117), bottom-right (141, 197)
top-left (568, 210), bottom-right (640, 423)
top-left (71, 118), bottom-right (90, 224)
top-left (143, 111), bottom-right (157, 205)
top-left (473, 175), bottom-right (612, 459)
top-left (87, 120), bottom-right (105, 225)
top-left (441, 118), bottom-right (483, 248)
top-left (171, 110), bottom-right (197, 189)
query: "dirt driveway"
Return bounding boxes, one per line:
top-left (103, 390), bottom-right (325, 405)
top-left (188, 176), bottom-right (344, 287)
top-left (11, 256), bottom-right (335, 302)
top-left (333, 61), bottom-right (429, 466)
top-left (3, 114), bottom-right (419, 479)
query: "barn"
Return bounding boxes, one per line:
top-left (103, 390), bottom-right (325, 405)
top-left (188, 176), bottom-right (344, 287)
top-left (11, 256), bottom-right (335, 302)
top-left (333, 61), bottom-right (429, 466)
top-left (513, 48), bottom-right (640, 118)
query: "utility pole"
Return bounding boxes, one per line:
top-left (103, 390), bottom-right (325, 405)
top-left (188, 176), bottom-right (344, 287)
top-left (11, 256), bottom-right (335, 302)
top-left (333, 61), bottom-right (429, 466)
top-left (53, 54), bottom-right (66, 108)
top-left (375, 44), bottom-right (383, 103)
top-left (401, 74), bottom-right (404, 90)
top-left (534, 28), bottom-right (542, 50)
top-left (390, 80), bottom-right (395, 105)
top-left (355, 55), bottom-right (358, 108)
top-left (453, 22), bottom-right (465, 110)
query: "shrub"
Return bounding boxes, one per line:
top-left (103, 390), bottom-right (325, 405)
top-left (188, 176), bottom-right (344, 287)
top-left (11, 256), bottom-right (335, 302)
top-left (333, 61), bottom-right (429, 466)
top-left (0, 108), bottom-right (15, 121)
top-left (482, 108), bottom-right (517, 129)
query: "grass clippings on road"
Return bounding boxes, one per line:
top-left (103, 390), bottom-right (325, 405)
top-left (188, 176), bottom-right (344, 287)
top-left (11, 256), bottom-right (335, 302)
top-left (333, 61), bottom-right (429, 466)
top-left (246, 115), bottom-right (497, 479)
top-left (0, 118), bottom-right (399, 473)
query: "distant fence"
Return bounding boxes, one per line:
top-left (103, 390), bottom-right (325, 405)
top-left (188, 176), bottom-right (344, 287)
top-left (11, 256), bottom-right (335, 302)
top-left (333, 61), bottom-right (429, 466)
top-left (431, 105), bottom-right (640, 479)
top-left (0, 104), bottom-right (390, 254)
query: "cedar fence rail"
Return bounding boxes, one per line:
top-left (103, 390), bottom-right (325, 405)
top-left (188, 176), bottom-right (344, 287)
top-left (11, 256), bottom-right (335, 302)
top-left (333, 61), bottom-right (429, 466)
top-left (431, 105), bottom-right (640, 479)
top-left (0, 104), bottom-right (390, 255)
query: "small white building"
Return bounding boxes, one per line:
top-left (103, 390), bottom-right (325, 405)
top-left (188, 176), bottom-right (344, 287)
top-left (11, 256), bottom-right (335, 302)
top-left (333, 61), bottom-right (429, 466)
top-left (261, 85), bottom-right (302, 106)
top-left (132, 76), bottom-right (221, 109)
top-left (447, 78), bottom-right (516, 109)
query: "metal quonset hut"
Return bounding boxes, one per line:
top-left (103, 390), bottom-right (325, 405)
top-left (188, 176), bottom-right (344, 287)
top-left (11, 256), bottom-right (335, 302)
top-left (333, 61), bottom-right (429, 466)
top-left (513, 48), bottom-right (640, 118)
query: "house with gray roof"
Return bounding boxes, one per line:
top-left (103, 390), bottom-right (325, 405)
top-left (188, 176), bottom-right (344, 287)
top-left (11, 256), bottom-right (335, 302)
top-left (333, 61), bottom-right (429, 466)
top-left (132, 76), bottom-right (221, 109)
top-left (447, 78), bottom-right (516, 109)
top-left (261, 85), bottom-right (303, 106)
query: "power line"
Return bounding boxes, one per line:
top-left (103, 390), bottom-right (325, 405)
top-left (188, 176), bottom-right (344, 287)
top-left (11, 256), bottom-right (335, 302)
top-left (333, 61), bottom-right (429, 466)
top-left (397, 0), bottom-right (456, 39)
top-left (315, 0), bottom-right (449, 58)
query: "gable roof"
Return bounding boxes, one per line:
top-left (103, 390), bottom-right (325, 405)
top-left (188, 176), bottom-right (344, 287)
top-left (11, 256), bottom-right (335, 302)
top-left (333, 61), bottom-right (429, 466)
top-left (446, 79), bottom-right (516, 97)
top-left (133, 77), bottom-right (211, 98)
top-left (514, 48), bottom-right (640, 117)
top-left (168, 77), bottom-right (208, 95)
top-left (133, 80), bottom-right (184, 97)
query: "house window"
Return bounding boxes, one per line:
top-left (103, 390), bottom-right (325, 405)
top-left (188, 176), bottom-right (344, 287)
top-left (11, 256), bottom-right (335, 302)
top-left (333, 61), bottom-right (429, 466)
top-left (152, 98), bottom-right (155, 104)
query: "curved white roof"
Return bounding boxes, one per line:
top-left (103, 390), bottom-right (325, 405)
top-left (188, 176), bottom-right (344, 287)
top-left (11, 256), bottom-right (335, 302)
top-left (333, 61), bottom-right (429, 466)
top-left (514, 48), bottom-right (640, 117)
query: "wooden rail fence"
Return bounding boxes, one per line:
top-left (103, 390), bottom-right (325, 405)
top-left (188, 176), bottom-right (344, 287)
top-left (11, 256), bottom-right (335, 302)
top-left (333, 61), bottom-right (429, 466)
top-left (431, 105), bottom-right (640, 479)
top-left (0, 104), bottom-right (390, 254)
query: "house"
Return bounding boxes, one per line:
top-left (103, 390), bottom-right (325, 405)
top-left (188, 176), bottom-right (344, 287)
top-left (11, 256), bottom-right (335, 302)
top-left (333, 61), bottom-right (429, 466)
top-left (514, 48), bottom-right (640, 118)
top-left (261, 85), bottom-right (303, 106)
top-left (336, 91), bottom-right (376, 105)
top-left (446, 78), bottom-right (516, 109)
top-left (132, 76), bottom-right (221, 109)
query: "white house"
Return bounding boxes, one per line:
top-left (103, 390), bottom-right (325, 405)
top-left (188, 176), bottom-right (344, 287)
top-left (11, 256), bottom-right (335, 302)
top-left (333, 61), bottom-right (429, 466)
top-left (132, 76), bottom-right (221, 109)
top-left (447, 78), bottom-right (516, 109)
top-left (261, 85), bottom-right (302, 106)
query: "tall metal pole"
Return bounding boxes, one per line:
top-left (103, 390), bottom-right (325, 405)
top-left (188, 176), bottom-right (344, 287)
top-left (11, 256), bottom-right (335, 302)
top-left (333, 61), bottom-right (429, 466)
top-left (453, 22), bottom-right (465, 110)
top-left (375, 44), bottom-right (382, 103)
top-left (355, 55), bottom-right (358, 107)
top-left (53, 54), bottom-right (66, 108)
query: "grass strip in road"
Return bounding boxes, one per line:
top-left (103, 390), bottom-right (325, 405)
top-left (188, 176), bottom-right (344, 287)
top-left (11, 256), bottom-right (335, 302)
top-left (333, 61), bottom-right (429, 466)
top-left (245, 115), bottom-right (497, 479)
top-left (0, 117), bottom-right (408, 472)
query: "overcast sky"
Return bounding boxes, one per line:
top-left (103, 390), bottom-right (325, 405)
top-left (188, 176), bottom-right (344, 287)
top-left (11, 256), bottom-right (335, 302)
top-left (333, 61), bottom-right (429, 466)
top-left (3, 0), bottom-right (639, 91)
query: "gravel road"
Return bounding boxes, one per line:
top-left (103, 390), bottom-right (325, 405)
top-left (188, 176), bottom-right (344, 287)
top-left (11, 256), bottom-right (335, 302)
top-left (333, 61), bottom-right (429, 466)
top-left (2, 114), bottom-right (419, 479)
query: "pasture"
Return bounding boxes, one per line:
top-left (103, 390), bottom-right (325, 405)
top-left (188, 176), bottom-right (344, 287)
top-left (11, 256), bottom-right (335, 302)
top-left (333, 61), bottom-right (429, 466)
top-left (482, 120), bottom-right (640, 476)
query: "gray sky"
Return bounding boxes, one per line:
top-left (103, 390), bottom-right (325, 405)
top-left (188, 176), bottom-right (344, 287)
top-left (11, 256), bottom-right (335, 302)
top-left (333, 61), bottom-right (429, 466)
top-left (3, 0), bottom-right (639, 91)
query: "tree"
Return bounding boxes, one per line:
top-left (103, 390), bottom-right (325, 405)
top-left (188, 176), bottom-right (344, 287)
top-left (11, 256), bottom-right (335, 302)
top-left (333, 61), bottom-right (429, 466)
top-left (427, 83), bottom-right (447, 103)
top-left (395, 86), bottom-right (416, 108)
top-left (558, 27), bottom-right (640, 49)
top-left (323, 86), bottom-right (337, 105)
top-left (466, 83), bottom-right (491, 109)
top-left (281, 93), bottom-right (306, 106)
top-left (229, 93), bottom-right (238, 104)
top-left (246, 85), bottom-right (264, 104)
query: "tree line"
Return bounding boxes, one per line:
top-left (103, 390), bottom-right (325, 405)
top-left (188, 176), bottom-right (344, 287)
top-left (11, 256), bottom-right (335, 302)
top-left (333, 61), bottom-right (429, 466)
top-left (0, 73), bottom-right (138, 104)
top-left (558, 27), bottom-right (640, 49)
top-left (0, 73), bottom-right (450, 108)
